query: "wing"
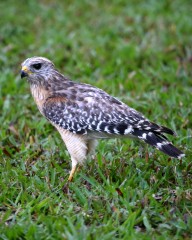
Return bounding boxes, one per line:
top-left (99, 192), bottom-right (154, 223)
top-left (42, 82), bottom-right (175, 139)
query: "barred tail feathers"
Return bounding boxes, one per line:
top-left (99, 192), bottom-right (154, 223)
top-left (132, 129), bottom-right (185, 159)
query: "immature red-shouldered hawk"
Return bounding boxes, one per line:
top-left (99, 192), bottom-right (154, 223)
top-left (21, 57), bottom-right (185, 181)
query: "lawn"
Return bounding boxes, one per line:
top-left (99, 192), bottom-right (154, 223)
top-left (0, 0), bottom-right (191, 239)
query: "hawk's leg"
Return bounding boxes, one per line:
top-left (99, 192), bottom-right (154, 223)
top-left (56, 128), bottom-right (88, 181)
top-left (67, 140), bottom-right (98, 181)
top-left (68, 140), bottom-right (98, 181)
top-left (87, 139), bottom-right (98, 156)
top-left (68, 159), bottom-right (78, 181)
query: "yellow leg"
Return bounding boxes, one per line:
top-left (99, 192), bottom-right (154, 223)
top-left (68, 165), bottom-right (77, 181)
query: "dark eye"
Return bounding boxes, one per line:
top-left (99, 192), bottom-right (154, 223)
top-left (32, 63), bottom-right (42, 70)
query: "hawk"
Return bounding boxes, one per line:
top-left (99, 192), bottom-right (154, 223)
top-left (21, 57), bottom-right (185, 181)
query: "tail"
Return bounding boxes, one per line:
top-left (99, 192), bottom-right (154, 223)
top-left (132, 129), bottom-right (185, 159)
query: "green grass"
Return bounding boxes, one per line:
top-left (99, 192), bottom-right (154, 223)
top-left (0, 0), bottom-right (192, 239)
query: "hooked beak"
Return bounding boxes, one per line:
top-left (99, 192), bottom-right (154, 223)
top-left (20, 66), bottom-right (31, 78)
top-left (21, 70), bottom-right (28, 78)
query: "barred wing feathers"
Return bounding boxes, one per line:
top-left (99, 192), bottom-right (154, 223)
top-left (42, 83), bottom-right (184, 159)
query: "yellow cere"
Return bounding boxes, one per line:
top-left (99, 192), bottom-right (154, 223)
top-left (22, 66), bottom-right (32, 74)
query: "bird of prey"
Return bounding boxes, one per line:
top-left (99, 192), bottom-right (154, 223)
top-left (21, 56), bottom-right (185, 181)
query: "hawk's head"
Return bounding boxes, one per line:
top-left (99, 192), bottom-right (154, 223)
top-left (21, 57), bottom-right (55, 85)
